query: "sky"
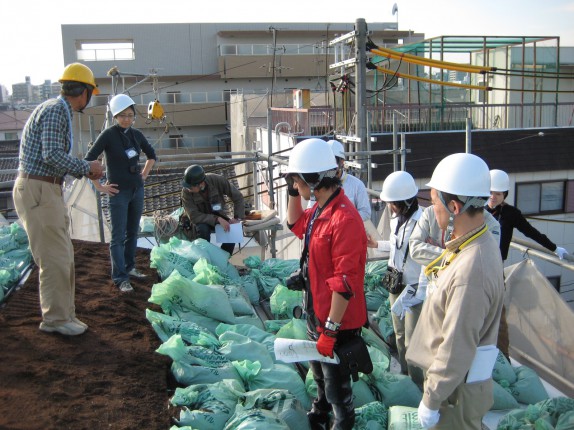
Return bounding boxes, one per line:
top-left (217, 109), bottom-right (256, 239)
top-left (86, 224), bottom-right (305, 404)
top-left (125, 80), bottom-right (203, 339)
top-left (1, 0), bottom-right (573, 91)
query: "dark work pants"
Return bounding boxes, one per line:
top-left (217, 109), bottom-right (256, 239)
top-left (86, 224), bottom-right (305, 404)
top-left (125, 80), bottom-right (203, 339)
top-left (308, 360), bottom-right (355, 430)
top-left (195, 223), bottom-right (235, 255)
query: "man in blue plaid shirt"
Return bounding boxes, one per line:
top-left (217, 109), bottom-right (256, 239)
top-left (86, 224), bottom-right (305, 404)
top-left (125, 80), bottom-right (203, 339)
top-left (13, 63), bottom-right (104, 336)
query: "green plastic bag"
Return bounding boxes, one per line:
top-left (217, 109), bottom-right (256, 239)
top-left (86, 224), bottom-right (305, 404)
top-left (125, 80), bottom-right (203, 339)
top-left (157, 334), bottom-right (230, 368)
top-left (224, 405), bottom-right (289, 430)
top-left (509, 366), bottom-right (549, 405)
top-left (269, 284), bottom-right (303, 319)
top-left (216, 323), bottom-right (277, 360)
top-left (372, 301), bottom-right (395, 340)
top-left (218, 331), bottom-right (275, 368)
top-left (145, 308), bottom-right (220, 348)
top-left (491, 380), bottom-right (520, 410)
top-left (150, 244), bottom-right (195, 280)
top-left (232, 360), bottom-right (311, 409)
top-left (171, 360), bottom-right (242, 386)
top-left (171, 379), bottom-right (243, 430)
top-left (492, 351), bottom-right (517, 385)
top-left (354, 401), bottom-right (388, 430)
top-left (149, 270), bottom-right (236, 324)
top-left (369, 368), bottom-right (422, 408)
top-left (388, 405), bottom-right (422, 430)
top-left (275, 318), bottom-right (307, 340)
top-left (264, 320), bottom-right (290, 334)
top-left (240, 388), bottom-right (310, 430)
top-left (260, 258), bottom-right (300, 279)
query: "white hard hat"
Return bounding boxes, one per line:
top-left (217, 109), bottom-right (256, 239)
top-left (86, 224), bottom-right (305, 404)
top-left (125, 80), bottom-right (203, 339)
top-left (490, 169), bottom-right (510, 192)
top-left (327, 140), bottom-right (345, 159)
top-left (110, 94), bottom-right (136, 117)
top-left (426, 153), bottom-right (490, 198)
top-left (285, 138), bottom-right (337, 174)
top-left (381, 171), bottom-right (418, 202)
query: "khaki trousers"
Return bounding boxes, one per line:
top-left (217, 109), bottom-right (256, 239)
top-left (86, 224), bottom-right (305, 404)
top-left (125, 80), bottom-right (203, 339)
top-left (389, 292), bottom-right (425, 387)
top-left (13, 177), bottom-right (76, 324)
top-left (434, 379), bottom-right (493, 430)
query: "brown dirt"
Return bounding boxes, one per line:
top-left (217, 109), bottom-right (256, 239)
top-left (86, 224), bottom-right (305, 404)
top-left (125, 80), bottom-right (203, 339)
top-left (0, 239), bottom-right (174, 430)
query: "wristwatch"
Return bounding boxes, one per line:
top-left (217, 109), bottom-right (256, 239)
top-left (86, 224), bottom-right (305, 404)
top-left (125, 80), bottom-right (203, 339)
top-left (325, 317), bottom-right (341, 332)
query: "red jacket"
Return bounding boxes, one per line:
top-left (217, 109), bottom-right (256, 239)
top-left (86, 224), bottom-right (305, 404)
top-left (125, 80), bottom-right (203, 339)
top-left (291, 189), bottom-right (367, 330)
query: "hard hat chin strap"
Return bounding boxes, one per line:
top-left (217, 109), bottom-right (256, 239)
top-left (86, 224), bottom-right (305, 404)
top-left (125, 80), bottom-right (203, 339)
top-left (297, 169), bottom-right (337, 201)
top-left (437, 191), bottom-right (456, 242)
top-left (438, 191), bottom-right (487, 242)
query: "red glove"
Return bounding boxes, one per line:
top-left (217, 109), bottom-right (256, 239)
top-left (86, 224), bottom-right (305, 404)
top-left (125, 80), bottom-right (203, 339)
top-left (316, 328), bottom-right (338, 358)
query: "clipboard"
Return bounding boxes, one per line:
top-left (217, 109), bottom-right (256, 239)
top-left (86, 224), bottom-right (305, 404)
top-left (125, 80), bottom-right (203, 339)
top-left (466, 345), bottom-right (499, 383)
top-left (214, 223), bottom-right (243, 243)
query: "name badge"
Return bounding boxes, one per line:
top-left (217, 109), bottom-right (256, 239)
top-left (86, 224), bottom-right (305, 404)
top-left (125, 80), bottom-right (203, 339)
top-left (212, 203), bottom-right (222, 211)
top-left (125, 147), bottom-right (138, 159)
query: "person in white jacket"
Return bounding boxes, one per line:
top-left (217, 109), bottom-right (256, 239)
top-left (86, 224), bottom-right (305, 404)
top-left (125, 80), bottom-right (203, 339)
top-left (367, 171), bottom-right (424, 386)
top-left (328, 140), bottom-right (372, 221)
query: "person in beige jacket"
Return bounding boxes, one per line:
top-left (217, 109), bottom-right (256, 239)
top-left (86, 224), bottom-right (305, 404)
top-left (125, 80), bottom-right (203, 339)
top-left (406, 153), bottom-right (504, 429)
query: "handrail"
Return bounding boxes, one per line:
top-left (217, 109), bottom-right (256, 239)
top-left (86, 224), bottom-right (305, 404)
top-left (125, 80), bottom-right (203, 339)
top-left (509, 237), bottom-right (574, 268)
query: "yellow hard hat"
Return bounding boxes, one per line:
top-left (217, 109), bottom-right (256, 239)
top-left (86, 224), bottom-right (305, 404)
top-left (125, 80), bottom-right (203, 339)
top-left (59, 63), bottom-right (100, 95)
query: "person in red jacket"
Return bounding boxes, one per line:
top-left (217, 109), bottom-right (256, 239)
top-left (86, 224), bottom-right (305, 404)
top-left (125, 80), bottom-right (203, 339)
top-left (284, 138), bottom-right (367, 430)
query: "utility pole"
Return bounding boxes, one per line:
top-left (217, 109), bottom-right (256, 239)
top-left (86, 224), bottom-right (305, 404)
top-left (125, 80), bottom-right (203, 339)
top-left (270, 27), bottom-right (277, 108)
top-left (355, 18), bottom-right (368, 154)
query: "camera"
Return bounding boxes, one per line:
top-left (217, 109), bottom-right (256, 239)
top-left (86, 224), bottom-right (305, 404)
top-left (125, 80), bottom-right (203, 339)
top-left (285, 269), bottom-right (306, 291)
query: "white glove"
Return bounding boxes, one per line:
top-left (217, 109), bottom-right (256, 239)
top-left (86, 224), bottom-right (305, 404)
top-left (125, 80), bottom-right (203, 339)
top-left (402, 286), bottom-right (423, 309)
top-left (417, 401), bottom-right (440, 428)
top-left (391, 285), bottom-right (423, 320)
top-left (555, 246), bottom-right (568, 260)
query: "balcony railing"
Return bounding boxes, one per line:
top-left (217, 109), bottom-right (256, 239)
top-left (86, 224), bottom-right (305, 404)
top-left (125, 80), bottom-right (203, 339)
top-left (271, 102), bottom-right (574, 136)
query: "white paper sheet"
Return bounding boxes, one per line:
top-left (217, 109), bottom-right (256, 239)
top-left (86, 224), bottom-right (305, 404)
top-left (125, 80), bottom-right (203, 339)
top-left (214, 223), bottom-right (243, 243)
top-left (466, 344), bottom-right (499, 383)
top-left (274, 338), bottom-right (340, 364)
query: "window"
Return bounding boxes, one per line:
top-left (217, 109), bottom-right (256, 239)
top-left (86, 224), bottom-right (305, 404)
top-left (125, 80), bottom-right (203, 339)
top-left (76, 40), bottom-right (135, 62)
top-left (516, 181), bottom-right (565, 215)
top-left (546, 275), bottom-right (561, 292)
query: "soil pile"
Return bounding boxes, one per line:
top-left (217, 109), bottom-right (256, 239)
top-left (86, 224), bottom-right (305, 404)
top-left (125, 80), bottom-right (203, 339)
top-left (0, 240), bottom-right (173, 430)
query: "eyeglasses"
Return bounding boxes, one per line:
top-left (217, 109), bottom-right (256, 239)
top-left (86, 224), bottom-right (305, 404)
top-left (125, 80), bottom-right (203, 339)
top-left (117, 114), bottom-right (135, 119)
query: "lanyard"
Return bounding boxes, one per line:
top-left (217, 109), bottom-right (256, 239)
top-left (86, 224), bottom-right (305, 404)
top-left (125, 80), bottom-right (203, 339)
top-left (304, 188), bottom-right (340, 248)
top-left (305, 205), bottom-right (321, 248)
top-left (58, 96), bottom-right (73, 154)
top-left (424, 225), bottom-right (488, 278)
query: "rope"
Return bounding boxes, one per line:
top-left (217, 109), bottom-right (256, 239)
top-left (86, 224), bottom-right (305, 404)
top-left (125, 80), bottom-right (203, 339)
top-left (153, 210), bottom-right (179, 243)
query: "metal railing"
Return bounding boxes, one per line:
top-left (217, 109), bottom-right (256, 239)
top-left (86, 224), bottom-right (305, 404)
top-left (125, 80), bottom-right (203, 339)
top-left (270, 102), bottom-right (574, 135)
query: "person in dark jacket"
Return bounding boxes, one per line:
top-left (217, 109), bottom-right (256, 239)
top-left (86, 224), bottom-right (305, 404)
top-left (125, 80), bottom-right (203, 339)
top-left (181, 165), bottom-right (245, 255)
top-left (486, 169), bottom-right (568, 261)
top-left (85, 94), bottom-right (156, 293)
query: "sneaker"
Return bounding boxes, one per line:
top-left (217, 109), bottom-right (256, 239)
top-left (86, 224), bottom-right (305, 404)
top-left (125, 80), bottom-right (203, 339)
top-left (118, 280), bottom-right (134, 292)
top-left (71, 316), bottom-right (88, 329)
top-left (39, 320), bottom-right (86, 336)
top-left (128, 268), bottom-right (147, 279)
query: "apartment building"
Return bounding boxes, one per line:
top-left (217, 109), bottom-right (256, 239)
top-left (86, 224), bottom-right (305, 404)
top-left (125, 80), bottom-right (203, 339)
top-left (61, 22), bottom-right (423, 154)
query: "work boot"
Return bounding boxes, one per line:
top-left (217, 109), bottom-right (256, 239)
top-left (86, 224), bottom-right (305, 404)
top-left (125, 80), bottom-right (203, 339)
top-left (39, 320), bottom-right (86, 336)
top-left (307, 410), bottom-right (330, 430)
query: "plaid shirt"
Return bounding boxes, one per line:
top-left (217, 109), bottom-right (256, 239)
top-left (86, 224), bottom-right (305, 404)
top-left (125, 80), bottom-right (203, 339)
top-left (18, 97), bottom-right (90, 177)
